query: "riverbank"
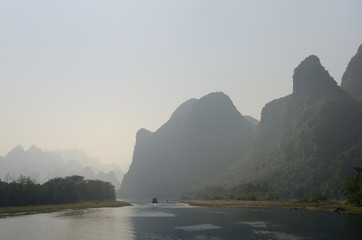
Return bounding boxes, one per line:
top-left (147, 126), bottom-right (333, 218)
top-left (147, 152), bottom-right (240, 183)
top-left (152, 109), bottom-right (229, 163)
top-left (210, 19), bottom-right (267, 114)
top-left (0, 201), bottom-right (131, 215)
top-left (181, 200), bottom-right (362, 214)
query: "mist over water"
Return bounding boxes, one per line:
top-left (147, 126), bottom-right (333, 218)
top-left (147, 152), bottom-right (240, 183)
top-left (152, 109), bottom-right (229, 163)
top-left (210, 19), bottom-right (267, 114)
top-left (1, 203), bottom-right (361, 240)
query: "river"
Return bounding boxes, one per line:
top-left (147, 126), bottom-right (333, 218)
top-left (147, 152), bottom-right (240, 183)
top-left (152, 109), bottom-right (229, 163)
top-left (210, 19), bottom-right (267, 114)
top-left (1, 202), bottom-right (361, 239)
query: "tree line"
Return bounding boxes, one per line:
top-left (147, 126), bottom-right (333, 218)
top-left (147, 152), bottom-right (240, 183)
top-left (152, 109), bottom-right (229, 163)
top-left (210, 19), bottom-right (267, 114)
top-left (181, 167), bottom-right (362, 205)
top-left (0, 175), bottom-right (115, 207)
top-left (345, 167), bottom-right (362, 206)
top-left (181, 182), bottom-right (280, 201)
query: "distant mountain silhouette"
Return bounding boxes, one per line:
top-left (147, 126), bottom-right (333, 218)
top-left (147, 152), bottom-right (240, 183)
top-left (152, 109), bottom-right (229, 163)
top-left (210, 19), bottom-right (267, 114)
top-left (54, 149), bottom-right (124, 184)
top-left (341, 44), bottom-right (362, 101)
top-left (120, 92), bottom-right (256, 200)
top-left (0, 146), bottom-right (124, 189)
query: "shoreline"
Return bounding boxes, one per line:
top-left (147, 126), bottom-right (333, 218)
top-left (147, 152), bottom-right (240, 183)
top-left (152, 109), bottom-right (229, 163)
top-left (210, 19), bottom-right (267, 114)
top-left (181, 200), bottom-right (362, 214)
top-left (0, 201), bottom-right (132, 216)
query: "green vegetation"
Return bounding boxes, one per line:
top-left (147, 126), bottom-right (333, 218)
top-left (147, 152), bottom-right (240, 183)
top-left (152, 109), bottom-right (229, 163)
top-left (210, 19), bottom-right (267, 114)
top-left (181, 182), bottom-right (280, 201)
top-left (181, 167), bottom-right (362, 215)
top-left (222, 54), bottom-right (362, 200)
top-left (0, 175), bottom-right (115, 207)
top-left (182, 199), bottom-right (362, 214)
top-left (297, 192), bottom-right (328, 203)
top-left (345, 167), bottom-right (362, 205)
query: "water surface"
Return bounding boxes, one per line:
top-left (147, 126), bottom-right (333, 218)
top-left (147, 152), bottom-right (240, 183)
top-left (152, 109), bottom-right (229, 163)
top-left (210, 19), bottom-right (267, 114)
top-left (1, 202), bottom-right (361, 239)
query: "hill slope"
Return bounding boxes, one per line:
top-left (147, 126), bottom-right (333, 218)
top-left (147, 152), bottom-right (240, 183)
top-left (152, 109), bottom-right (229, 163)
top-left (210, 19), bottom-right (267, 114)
top-left (341, 44), bottom-right (362, 101)
top-left (120, 92), bottom-right (256, 200)
top-left (226, 54), bottom-right (362, 198)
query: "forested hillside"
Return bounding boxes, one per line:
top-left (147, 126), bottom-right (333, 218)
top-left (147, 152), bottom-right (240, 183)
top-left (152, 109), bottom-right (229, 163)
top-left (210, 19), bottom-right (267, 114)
top-left (224, 54), bottom-right (362, 198)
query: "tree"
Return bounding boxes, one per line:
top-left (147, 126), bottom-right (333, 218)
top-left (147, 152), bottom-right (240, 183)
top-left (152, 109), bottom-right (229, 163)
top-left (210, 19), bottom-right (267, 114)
top-left (345, 167), bottom-right (362, 205)
top-left (310, 192), bottom-right (327, 202)
top-left (0, 175), bottom-right (115, 206)
top-left (41, 177), bottom-right (80, 204)
top-left (0, 179), bottom-right (9, 206)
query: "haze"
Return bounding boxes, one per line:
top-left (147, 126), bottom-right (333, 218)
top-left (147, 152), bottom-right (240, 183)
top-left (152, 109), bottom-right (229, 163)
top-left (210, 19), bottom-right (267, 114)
top-left (1, 0), bottom-right (361, 170)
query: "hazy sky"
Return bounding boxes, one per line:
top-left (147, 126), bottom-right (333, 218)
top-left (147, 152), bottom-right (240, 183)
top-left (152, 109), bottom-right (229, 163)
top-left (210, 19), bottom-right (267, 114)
top-left (1, 0), bottom-right (362, 170)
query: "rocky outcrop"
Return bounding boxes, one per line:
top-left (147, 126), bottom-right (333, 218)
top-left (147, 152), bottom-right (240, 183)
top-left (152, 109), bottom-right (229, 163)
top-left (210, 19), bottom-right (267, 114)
top-left (293, 55), bottom-right (339, 96)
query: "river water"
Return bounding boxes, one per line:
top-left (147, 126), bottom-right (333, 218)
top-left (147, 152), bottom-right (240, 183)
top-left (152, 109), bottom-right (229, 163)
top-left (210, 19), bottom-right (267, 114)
top-left (1, 202), bottom-right (361, 240)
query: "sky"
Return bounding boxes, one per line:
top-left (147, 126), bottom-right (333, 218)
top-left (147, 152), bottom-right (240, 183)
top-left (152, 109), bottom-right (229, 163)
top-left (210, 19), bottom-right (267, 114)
top-left (1, 0), bottom-right (362, 171)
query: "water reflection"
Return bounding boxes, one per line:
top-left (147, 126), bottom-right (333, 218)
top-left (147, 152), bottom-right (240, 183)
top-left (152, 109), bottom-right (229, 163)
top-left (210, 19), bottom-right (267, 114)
top-left (56, 207), bottom-right (135, 240)
top-left (0, 212), bottom-right (67, 240)
top-left (175, 224), bottom-right (222, 231)
top-left (1, 203), bottom-right (362, 240)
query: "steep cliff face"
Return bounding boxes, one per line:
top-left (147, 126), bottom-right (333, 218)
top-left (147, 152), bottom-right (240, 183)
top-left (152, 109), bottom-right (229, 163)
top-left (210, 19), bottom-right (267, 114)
top-left (120, 92), bottom-right (256, 200)
top-left (341, 44), bottom-right (362, 101)
top-left (228, 55), bottom-right (362, 198)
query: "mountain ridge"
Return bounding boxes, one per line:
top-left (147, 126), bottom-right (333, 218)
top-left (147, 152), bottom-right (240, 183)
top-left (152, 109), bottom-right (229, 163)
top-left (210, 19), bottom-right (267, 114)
top-left (341, 44), bottom-right (362, 101)
top-left (222, 51), bottom-right (362, 198)
top-left (121, 44), bottom-right (362, 200)
top-left (120, 92), bottom-right (256, 200)
top-left (0, 146), bottom-right (124, 189)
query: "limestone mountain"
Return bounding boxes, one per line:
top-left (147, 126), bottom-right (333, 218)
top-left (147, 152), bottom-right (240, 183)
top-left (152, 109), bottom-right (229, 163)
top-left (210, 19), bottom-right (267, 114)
top-left (227, 54), bottom-right (362, 198)
top-left (341, 44), bottom-right (362, 101)
top-left (0, 145), bottom-right (65, 182)
top-left (120, 92), bottom-right (256, 200)
top-left (54, 149), bottom-right (124, 184)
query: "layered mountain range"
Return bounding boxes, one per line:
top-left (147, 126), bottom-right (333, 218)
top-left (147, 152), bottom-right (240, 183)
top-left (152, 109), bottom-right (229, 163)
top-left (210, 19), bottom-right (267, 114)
top-left (0, 146), bottom-right (124, 189)
top-left (121, 44), bottom-right (362, 200)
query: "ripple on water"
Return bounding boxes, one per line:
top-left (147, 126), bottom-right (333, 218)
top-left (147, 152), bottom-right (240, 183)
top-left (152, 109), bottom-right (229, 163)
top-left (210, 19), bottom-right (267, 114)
top-left (175, 224), bottom-right (221, 232)
top-left (237, 221), bottom-right (270, 228)
top-left (132, 211), bottom-right (175, 217)
top-left (253, 230), bottom-right (307, 240)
